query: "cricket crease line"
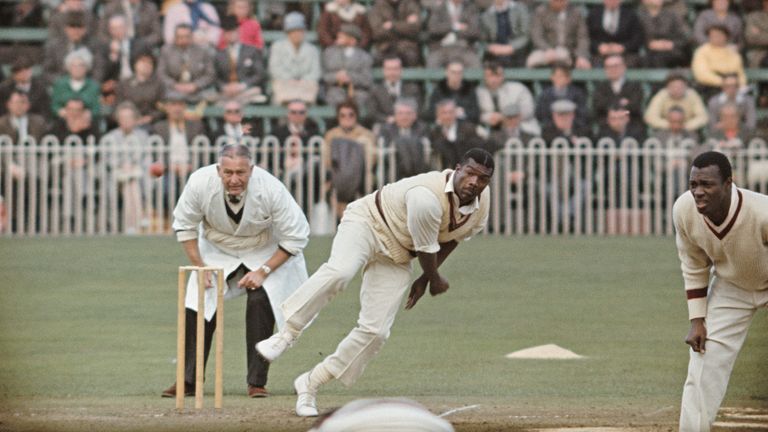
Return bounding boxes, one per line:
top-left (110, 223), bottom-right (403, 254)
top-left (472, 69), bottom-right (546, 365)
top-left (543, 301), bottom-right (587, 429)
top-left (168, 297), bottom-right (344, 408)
top-left (439, 404), bottom-right (481, 417)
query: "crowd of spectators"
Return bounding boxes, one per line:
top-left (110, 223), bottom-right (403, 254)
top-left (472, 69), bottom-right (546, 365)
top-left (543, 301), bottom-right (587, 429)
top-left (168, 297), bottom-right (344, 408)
top-left (0, 0), bottom-right (766, 220)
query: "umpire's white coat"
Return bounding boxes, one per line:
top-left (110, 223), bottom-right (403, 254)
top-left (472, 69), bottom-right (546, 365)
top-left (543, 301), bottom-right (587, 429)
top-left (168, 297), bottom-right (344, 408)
top-left (172, 164), bottom-right (310, 329)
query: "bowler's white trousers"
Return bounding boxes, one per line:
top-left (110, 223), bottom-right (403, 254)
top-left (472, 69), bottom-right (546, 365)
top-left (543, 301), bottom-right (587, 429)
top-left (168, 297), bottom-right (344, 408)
top-left (281, 204), bottom-right (413, 386)
top-left (679, 277), bottom-right (768, 432)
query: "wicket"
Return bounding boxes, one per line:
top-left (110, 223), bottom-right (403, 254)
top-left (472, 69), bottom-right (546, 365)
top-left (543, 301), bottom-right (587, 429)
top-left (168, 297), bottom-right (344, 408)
top-left (176, 266), bottom-right (226, 410)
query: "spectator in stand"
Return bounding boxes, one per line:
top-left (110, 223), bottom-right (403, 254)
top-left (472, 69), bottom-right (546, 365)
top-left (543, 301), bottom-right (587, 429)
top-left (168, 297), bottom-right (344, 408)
top-left (42, 11), bottom-right (98, 85)
top-left (707, 103), bottom-right (755, 149)
top-left (425, 0), bottom-right (482, 68)
top-left (637, 0), bottom-right (690, 68)
top-left (693, 0), bottom-right (743, 48)
top-left (591, 55), bottom-right (643, 131)
top-left (157, 24), bottom-right (215, 104)
top-left (322, 100), bottom-right (376, 218)
top-left (214, 15), bottom-right (266, 105)
top-left (706, 73), bottom-right (756, 131)
top-left (651, 107), bottom-right (699, 145)
top-left (644, 73), bottom-right (709, 133)
top-left (377, 98), bottom-right (431, 179)
top-left (597, 103), bottom-right (645, 142)
top-left (318, 0), bottom-right (372, 49)
top-left (0, 91), bottom-right (47, 144)
top-left (429, 99), bottom-right (485, 169)
top-left (0, 0), bottom-right (43, 27)
top-left (272, 100), bottom-right (321, 146)
top-left (535, 63), bottom-right (589, 131)
top-left (426, 61), bottom-right (480, 124)
top-left (102, 102), bottom-right (150, 234)
top-left (48, 0), bottom-right (96, 41)
top-left (476, 60), bottom-right (540, 137)
top-left (691, 24), bottom-right (747, 95)
top-left (321, 24), bottom-right (374, 112)
top-left (51, 49), bottom-right (101, 118)
top-left (151, 91), bottom-right (206, 177)
top-left (94, 15), bottom-right (150, 106)
top-left (216, 0), bottom-right (264, 50)
top-left (210, 100), bottom-right (255, 144)
top-left (268, 12), bottom-right (321, 105)
top-left (368, 0), bottom-right (422, 66)
top-left (526, 0), bottom-right (591, 69)
top-left (586, 0), bottom-right (644, 67)
top-left (99, 0), bottom-right (162, 48)
top-left (0, 57), bottom-right (51, 117)
top-left (480, 0), bottom-right (530, 67)
top-left (368, 56), bottom-right (422, 128)
top-left (488, 103), bottom-right (535, 151)
top-left (51, 98), bottom-right (100, 142)
top-left (163, 0), bottom-right (221, 48)
top-left (541, 99), bottom-right (591, 144)
top-left (745, 0), bottom-right (768, 67)
top-left (116, 52), bottom-right (165, 128)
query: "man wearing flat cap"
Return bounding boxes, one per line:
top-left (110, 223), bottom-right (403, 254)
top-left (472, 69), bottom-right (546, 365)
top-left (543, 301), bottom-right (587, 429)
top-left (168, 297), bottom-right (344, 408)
top-left (321, 23), bottom-right (373, 111)
top-left (489, 102), bottom-right (535, 150)
top-left (542, 99), bottom-right (592, 144)
top-left (268, 12), bottom-right (322, 105)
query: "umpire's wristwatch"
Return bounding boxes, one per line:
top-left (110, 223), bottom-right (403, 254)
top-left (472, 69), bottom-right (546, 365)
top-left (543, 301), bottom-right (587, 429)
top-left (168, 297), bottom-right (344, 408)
top-left (260, 264), bottom-right (272, 275)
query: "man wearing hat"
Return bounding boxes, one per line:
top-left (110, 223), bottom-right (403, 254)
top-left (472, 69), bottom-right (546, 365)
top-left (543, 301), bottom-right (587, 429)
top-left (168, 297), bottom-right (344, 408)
top-left (42, 11), bottom-right (98, 85)
top-left (489, 102), bottom-right (535, 149)
top-left (0, 57), bottom-right (50, 117)
top-left (321, 23), bottom-right (373, 111)
top-left (214, 15), bottom-right (266, 105)
top-left (542, 99), bottom-right (591, 144)
top-left (268, 12), bottom-right (321, 105)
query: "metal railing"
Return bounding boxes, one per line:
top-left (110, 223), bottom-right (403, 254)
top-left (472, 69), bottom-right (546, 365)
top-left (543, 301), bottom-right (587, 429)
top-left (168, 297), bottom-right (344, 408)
top-left (1, 134), bottom-right (766, 236)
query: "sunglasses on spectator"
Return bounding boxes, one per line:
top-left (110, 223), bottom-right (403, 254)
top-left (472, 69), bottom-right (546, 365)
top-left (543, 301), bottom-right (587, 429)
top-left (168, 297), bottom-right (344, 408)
top-left (225, 109), bottom-right (241, 114)
top-left (289, 109), bottom-right (306, 115)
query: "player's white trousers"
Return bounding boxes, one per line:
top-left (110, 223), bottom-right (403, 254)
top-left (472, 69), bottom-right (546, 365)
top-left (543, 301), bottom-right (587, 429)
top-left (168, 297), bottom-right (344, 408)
top-left (281, 206), bottom-right (412, 386)
top-left (679, 277), bottom-right (768, 432)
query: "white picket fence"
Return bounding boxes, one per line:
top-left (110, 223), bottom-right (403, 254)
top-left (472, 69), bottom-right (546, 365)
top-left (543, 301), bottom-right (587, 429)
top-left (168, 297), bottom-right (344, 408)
top-left (1, 134), bottom-right (766, 237)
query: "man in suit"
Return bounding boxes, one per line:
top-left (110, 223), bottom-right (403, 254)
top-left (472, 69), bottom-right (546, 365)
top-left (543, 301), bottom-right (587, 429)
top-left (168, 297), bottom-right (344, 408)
top-left (214, 15), bottom-right (267, 105)
top-left (425, 0), bottom-right (482, 68)
top-left (591, 54), bottom-right (644, 131)
top-left (272, 100), bottom-right (321, 146)
top-left (0, 91), bottom-right (48, 233)
top-left (322, 24), bottom-right (374, 112)
top-left (0, 91), bottom-right (47, 143)
top-left (209, 100), bottom-right (257, 144)
top-left (378, 97), bottom-right (431, 179)
top-left (368, 0), bottom-right (422, 66)
top-left (368, 56), bottom-right (422, 128)
top-left (151, 91), bottom-right (206, 177)
top-left (480, 0), bottom-right (531, 67)
top-left (586, 0), bottom-right (644, 67)
top-left (429, 99), bottom-right (484, 169)
top-left (0, 57), bottom-right (50, 117)
top-left (99, 0), bottom-right (162, 48)
top-left (535, 63), bottom-right (589, 131)
top-left (94, 14), bottom-right (150, 105)
top-left (426, 61), bottom-right (480, 124)
top-left (42, 11), bottom-right (99, 85)
top-left (526, 0), bottom-right (591, 69)
top-left (157, 23), bottom-right (215, 103)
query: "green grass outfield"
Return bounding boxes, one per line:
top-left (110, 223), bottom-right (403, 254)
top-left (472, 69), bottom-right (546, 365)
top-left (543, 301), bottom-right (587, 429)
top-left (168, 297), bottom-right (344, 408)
top-left (0, 235), bottom-right (765, 431)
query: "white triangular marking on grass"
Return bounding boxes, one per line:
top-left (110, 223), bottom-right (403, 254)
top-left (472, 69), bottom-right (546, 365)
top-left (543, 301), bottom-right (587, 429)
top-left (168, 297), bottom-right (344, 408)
top-left (505, 344), bottom-right (585, 359)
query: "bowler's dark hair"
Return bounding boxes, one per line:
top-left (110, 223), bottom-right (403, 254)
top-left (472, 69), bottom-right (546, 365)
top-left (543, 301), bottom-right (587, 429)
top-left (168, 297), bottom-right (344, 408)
top-left (461, 148), bottom-right (495, 171)
top-left (219, 144), bottom-right (252, 161)
top-left (692, 151), bottom-right (732, 181)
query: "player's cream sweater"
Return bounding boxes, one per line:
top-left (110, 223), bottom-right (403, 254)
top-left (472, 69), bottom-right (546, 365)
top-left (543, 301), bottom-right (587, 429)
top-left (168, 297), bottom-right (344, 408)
top-left (673, 186), bottom-right (768, 319)
top-left (361, 170), bottom-right (490, 264)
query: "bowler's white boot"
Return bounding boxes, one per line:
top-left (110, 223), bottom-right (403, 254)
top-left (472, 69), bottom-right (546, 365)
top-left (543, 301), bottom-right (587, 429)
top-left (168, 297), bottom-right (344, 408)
top-left (255, 331), bottom-right (294, 362)
top-left (294, 372), bottom-right (319, 417)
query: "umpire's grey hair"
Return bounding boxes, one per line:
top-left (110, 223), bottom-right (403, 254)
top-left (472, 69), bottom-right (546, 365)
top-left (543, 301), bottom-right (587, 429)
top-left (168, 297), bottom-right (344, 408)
top-left (64, 48), bottom-right (93, 71)
top-left (394, 97), bottom-right (418, 112)
top-left (218, 144), bottom-right (252, 161)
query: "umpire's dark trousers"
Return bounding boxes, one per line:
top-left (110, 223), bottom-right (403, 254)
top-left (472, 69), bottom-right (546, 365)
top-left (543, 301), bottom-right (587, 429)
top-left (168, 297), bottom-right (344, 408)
top-left (184, 265), bottom-right (275, 387)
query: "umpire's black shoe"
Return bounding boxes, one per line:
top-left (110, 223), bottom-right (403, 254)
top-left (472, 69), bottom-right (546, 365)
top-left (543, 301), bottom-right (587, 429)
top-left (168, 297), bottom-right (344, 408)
top-left (161, 382), bottom-right (195, 398)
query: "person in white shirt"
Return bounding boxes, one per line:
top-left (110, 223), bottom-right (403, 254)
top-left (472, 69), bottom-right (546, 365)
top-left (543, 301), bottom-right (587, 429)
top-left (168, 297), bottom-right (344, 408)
top-left (257, 148), bottom-right (494, 418)
top-left (673, 151), bottom-right (768, 432)
top-left (163, 144), bottom-right (310, 399)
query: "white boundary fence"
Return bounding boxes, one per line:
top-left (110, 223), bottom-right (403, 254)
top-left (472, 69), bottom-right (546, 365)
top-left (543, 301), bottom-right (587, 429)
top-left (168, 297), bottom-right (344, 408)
top-left (1, 134), bottom-right (766, 237)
